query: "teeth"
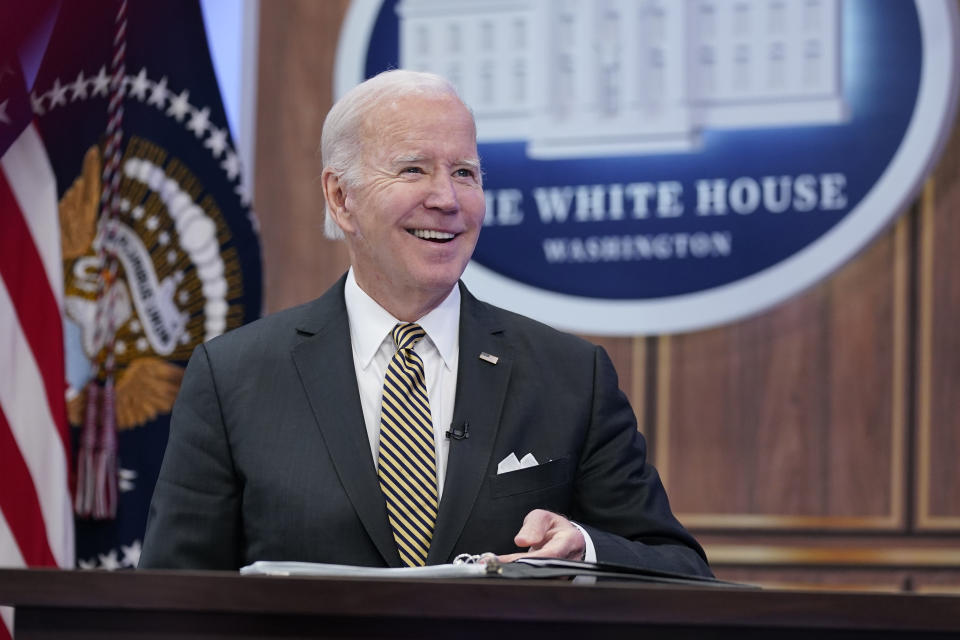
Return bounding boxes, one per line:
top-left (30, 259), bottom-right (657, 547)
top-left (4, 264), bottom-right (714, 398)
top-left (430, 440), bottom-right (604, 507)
top-left (411, 229), bottom-right (455, 240)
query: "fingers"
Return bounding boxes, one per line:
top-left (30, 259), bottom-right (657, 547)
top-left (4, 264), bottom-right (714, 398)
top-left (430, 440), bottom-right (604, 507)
top-left (496, 509), bottom-right (585, 563)
top-left (513, 509), bottom-right (553, 548)
top-left (496, 550), bottom-right (532, 563)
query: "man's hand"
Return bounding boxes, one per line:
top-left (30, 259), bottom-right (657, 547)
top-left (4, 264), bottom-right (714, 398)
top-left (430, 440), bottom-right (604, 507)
top-left (497, 509), bottom-right (586, 563)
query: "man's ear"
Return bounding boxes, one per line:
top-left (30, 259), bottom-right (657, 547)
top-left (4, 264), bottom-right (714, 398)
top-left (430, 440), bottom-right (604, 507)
top-left (321, 168), bottom-right (355, 233)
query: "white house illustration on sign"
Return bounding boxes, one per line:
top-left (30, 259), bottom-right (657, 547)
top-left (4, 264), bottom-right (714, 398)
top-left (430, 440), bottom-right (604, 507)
top-left (396, 0), bottom-right (847, 158)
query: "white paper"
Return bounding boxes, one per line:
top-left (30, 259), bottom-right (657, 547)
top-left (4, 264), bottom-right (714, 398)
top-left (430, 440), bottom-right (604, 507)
top-left (240, 561), bottom-right (489, 578)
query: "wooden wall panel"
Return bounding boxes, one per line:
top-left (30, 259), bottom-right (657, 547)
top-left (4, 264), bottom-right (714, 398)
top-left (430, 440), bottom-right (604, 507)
top-left (659, 297), bottom-right (833, 520)
top-left (713, 568), bottom-right (909, 592)
top-left (705, 535), bottom-right (960, 591)
top-left (914, 574), bottom-right (960, 595)
top-left (715, 568), bottom-right (960, 594)
top-left (256, 0), bottom-right (353, 314)
top-left (659, 219), bottom-right (905, 529)
top-left (917, 113), bottom-right (960, 530)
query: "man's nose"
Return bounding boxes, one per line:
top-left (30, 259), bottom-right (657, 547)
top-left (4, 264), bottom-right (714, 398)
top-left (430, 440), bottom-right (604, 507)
top-left (423, 173), bottom-right (459, 212)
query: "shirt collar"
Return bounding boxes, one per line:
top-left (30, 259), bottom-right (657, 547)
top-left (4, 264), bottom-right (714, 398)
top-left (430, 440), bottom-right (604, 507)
top-left (344, 268), bottom-right (460, 371)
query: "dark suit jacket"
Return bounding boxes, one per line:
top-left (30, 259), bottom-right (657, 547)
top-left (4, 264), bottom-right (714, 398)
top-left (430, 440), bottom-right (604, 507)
top-left (140, 276), bottom-right (710, 575)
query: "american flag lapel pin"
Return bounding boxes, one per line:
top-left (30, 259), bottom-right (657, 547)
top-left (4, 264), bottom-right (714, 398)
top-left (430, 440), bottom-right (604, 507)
top-left (479, 352), bottom-right (499, 365)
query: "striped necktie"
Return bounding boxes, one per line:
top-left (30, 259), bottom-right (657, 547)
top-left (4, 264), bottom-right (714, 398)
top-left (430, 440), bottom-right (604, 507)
top-left (377, 322), bottom-right (439, 566)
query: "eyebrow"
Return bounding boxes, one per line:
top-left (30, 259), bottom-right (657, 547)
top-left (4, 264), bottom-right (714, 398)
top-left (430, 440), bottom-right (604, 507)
top-left (390, 154), bottom-right (482, 171)
top-left (459, 158), bottom-right (482, 172)
top-left (391, 153), bottom-right (427, 165)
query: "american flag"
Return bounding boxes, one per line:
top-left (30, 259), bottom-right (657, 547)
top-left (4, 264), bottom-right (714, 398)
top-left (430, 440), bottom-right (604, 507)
top-left (0, 11), bottom-right (75, 637)
top-left (1, 2), bottom-right (263, 635)
top-left (0, 0), bottom-right (261, 640)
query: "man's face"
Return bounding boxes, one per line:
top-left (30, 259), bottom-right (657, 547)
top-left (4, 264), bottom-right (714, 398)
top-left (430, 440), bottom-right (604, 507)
top-left (337, 93), bottom-right (484, 315)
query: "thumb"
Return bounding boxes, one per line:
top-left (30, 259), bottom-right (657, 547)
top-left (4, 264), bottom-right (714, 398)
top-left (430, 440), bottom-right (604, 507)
top-left (513, 509), bottom-right (553, 548)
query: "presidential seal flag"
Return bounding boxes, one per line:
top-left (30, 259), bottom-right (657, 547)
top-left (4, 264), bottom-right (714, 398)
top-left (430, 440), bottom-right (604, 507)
top-left (3, 0), bottom-right (262, 592)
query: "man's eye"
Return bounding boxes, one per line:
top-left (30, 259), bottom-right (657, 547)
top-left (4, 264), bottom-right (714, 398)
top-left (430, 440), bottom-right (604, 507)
top-left (402, 166), bottom-right (424, 174)
top-left (454, 168), bottom-right (475, 178)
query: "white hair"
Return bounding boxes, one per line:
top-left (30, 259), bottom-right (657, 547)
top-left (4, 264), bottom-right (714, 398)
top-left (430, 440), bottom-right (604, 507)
top-left (320, 69), bottom-right (474, 240)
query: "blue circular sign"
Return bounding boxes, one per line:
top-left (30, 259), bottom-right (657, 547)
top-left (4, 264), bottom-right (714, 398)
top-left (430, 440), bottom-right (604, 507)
top-left (336, 0), bottom-right (959, 334)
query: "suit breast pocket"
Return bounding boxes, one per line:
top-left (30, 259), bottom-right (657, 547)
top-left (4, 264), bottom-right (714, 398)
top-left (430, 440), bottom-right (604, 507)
top-left (491, 456), bottom-right (572, 498)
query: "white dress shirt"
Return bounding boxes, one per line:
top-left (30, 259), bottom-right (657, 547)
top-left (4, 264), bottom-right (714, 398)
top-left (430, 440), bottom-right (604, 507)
top-left (343, 269), bottom-right (596, 564)
top-left (344, 269), bottom-right (460, 496)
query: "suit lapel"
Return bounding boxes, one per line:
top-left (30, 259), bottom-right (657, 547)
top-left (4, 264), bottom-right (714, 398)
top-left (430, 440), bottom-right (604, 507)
top-left (428, 285), bottom-right (512, 564)
top-left (290, 278), bottom-right (400, 567)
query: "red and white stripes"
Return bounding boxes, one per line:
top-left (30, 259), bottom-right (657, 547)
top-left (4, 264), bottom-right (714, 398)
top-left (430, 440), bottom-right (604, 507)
top-left (0, 122), bottom-right (74, 638)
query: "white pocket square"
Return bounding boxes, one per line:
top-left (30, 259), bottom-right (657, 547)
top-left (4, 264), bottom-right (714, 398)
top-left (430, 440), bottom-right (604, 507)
top-left (497, 452), bottom-right (539, 475)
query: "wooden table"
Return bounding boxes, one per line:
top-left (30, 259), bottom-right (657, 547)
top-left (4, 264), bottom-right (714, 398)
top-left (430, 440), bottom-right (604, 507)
top-left (1, 568), bottom-right (958, 638)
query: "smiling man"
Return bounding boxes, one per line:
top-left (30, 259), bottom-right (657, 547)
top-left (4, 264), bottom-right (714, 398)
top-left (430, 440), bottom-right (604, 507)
top-left (322, 80), bottom-right (484, 323)
top-left (140, 70), bottom-right (710, 575)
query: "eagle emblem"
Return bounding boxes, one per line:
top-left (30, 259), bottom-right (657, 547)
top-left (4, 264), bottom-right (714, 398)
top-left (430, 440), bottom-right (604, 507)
top-left (62, 140), bottom-right (241, 429)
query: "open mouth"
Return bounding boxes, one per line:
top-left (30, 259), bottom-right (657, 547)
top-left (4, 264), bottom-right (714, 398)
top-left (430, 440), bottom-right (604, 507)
top-left (409, 229), bottom-right (456, 243)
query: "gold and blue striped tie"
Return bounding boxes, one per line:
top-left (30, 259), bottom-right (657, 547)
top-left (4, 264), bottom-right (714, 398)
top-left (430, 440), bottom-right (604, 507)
top-left (377, 323), bottom-right (439, 566)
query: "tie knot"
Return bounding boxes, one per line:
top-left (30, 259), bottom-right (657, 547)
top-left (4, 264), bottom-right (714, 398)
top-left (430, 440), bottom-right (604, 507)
top-left (392, 322), bottom-right (426, 350)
